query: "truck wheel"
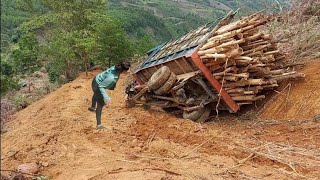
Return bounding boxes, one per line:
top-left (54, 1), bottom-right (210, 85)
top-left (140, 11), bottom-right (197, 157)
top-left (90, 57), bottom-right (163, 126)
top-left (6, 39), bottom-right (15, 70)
top-left (182, 107), bottom-right (206, 121)
top-left (147, 66), bottom-right (171, 90)
top-left (154, 72), bottom-right (177, 95)
top-left (195, 107), bottom-right (211, 123)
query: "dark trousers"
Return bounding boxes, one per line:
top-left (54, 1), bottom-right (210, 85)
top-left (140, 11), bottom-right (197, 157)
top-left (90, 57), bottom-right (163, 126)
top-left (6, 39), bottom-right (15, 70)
top-left (91, 77), bottom-right (105, 126)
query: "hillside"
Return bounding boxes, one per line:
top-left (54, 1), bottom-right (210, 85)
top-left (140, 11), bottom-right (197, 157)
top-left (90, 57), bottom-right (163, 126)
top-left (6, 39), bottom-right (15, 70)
top-left (1, 60), bottom-right (320, 179)
top-left (109, 0), bottom-right (291, 39)
top-left (1, 0), bottom-right (291, 52)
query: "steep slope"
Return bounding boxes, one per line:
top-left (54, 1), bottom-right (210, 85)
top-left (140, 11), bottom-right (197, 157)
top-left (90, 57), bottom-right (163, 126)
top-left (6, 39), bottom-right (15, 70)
top-left (260, 59), bottom-right (320, 120)
top-left (1, 64), bottom-right (320, 179)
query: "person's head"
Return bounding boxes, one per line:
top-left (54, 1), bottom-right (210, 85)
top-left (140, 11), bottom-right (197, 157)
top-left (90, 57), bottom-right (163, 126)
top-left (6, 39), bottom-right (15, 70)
top-left (115, 61), bottom-right (131, 73)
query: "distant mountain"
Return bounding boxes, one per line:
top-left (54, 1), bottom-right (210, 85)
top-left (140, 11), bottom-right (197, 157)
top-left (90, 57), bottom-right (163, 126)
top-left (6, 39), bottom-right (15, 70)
top-left (1, 0), bottom-right (292, 52)
top-left (109, 0), bottom-right (291, 44)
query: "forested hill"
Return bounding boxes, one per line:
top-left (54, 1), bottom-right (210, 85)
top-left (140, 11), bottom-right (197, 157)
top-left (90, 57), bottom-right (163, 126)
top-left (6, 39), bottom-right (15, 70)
top-left (108, 0), bottom-right (291, 39)
top-left (0, 0), bottom-right (291, 94)
top-left (2, 0), bottom-right (291, 51)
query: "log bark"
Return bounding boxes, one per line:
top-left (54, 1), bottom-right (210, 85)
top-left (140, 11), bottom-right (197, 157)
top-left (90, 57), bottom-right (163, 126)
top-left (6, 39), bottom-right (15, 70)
top-left (245, 32), bottom-right (263, 42)
top-left (208, 29), bottom-right (242, 42)
top-left (198, 47), bottom-right (231, 56)
top-left (264, 50), bottom-right (280, 56)
top-left (227, 88), bottom-right (245, 93)
top-left (232, 95), bottom-right (255, 101)
top-left (201, 53), bottom-right (227, 59)
top-left (271, 72), bottom-right (305, 81)
top-left (217, 39), bottom-right (246, 48)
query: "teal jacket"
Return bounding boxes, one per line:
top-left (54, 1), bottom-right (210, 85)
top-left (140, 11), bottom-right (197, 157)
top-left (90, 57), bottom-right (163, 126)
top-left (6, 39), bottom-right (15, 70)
top-left (95, 66), bottom-right (120, 100)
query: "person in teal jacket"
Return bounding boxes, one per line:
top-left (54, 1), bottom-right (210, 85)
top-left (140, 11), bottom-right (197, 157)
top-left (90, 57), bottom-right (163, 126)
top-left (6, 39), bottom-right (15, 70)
top-left (88, 61), bottom-right (131, 129)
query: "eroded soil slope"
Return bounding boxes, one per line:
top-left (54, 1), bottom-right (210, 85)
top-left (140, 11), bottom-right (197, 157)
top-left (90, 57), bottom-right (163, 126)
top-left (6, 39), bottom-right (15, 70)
top-left (1, 63), bottom-right (320, 179)
top-left (260, 59), bottom-right (320, 120)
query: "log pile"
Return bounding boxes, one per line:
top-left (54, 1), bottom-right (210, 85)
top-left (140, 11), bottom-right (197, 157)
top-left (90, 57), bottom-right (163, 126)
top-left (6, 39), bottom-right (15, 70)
top-left (198, 12), bottom-right (305, 105)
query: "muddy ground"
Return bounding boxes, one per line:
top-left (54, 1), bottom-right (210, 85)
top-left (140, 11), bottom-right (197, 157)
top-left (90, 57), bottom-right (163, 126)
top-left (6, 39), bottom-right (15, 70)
top-left (1, 59), bottom-right (320, 180)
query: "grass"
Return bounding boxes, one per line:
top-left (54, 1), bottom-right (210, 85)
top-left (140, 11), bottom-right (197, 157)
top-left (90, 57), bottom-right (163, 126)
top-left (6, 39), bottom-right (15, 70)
top-left (266, 0), bottom-right (320, 62)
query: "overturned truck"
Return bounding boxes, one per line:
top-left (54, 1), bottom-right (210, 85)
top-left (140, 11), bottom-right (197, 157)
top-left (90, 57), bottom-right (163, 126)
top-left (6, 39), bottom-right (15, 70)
top-left (126, 11), bottom-right (304, 122)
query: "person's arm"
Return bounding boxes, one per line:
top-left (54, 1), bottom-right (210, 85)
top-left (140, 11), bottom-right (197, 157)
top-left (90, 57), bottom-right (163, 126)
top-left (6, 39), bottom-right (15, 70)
top-left (99, 87), bottom-right (111, 101)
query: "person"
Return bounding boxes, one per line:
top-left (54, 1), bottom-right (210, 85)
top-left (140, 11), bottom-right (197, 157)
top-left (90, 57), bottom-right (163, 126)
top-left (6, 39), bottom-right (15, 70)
top-left (88, 61), bottom-right (131, 129)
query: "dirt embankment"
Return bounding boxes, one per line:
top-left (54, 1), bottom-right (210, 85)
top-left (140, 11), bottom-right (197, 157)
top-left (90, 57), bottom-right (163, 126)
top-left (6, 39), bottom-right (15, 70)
top-left (1, 61), bottom-right (320, 179)
top-left (260, 59), bottom-right (320, 120)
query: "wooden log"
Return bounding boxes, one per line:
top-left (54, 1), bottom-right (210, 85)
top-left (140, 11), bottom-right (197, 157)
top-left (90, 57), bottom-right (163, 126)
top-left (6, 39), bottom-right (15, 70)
top-left (259, 55), bottom-right (275, 63)
top-left (233, 95), bottom-right (265, 101)
top-left (213, 72), bottom-right (249, 80)
top-left (243, 44), bottom-right (271, 55)
top-left (200, 38), bottom-right (234, 51)
top-left (246, 50), bottom-right (263, 57)
top-left (271, 72), bottom-right (305, 81)
top-left (243, 91), bottom-right (255, 95)
top-left (214, 75), bottom-right (239, 81)
top-left (245, 32), bottom-right (263, 42)
top-left (208, 29), bottom-right (242, 42)
top-left (201, 53), bottom-right (227, 59)
top-left (274, 55), bottom-right (286, 61)
top-left (245, 86), bottom-right (263, 93)
top-left (248, 14), bottom-right (263, 23)
top-left (225, 59), bottom-right (236, 67)
top-left (241, 41), bottom-right (270, 50)
top-left (264, 50), bottom-right (280, 56)
top-left (262, 84), bottom-right (279, 89)
top-left (198, 47), bottom-right (231, 56)
top-left (240, 25), bottom-right (256, 32)
top-left (246, 79), bottom-right (265, 85)
top-left (235, 59), bottom-right (251, 66)
top-left (204, 58), bottom-right (226, 66)
top-left (238, 101), bottom-right (253, 105)
top-left (223, 79), bottom-right (276, 88)
top-left (210, 66), bottom-right (238, 75)
top-left (250, 67), bottom-right (271, 77)
top-left (254, 95), bottom-right (266, 101)
top-left (262, 34), bottom-right (273, 40)
top-left (250, 18), bottom-right (269, 28)
top-left (216, 39), bottom-right (246, 48)
top-left (232, 95), bottom-right (255, 101)
top-left (227, 88), bottom-right (245, 94)
top-left (235, 56), bottom-right (253, 61)
top-left (226, 48), bottom-right (243, 58)
top-left (216, 20), bottom-right (250, 34)
top-left (242, 28), bottom-right (259, 37)
top-left (230, 93), bottom-right (245, 97)
top-left (270, 69), bottom-right (285, 75)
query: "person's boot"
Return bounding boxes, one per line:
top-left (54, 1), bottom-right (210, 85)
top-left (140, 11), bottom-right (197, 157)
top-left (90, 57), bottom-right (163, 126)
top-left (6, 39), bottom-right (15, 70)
top-left (96, 124), bottom-right (106, 130)
top-left (88, 107), bottom-right (96, 112)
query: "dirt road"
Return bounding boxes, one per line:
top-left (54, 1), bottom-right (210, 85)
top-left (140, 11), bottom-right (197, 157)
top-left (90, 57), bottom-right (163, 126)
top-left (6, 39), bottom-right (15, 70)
top-left (1, 60), bottom-right (320, 179)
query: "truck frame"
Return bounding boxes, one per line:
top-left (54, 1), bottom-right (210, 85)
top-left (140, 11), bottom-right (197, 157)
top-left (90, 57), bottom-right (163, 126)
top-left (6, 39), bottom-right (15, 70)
top-left (126, 12), bottom-right (241, 122)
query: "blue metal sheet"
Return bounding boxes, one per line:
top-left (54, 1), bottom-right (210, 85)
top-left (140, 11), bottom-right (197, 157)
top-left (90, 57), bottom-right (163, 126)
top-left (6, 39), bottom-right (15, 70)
top-left (136, 20), bottom-right (220, 73)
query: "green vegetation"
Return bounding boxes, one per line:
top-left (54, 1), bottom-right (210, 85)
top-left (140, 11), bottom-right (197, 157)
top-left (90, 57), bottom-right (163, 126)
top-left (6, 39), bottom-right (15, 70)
top-left (1, 0), bottom-right (292, 94)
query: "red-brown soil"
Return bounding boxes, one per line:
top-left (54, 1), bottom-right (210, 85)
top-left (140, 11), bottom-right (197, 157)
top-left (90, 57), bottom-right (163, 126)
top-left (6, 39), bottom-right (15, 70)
top-left (260, 59), bottom-right (320, 120)
top-left (1, 61), bottom-right (320, 179)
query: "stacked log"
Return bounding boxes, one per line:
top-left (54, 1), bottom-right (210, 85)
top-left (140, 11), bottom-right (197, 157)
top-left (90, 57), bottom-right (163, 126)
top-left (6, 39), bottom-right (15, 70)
top-left (198, 13), bottom-right (305, 105)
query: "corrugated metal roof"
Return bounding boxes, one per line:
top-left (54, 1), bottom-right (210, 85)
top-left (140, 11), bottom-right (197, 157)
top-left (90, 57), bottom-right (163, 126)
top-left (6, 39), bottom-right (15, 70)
top-left (137, 21), bottom-right (218, 71)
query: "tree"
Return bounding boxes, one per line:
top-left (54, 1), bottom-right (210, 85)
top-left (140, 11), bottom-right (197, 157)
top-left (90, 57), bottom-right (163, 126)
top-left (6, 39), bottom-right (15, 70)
top-left (19, 0), bottom-right (134, 82)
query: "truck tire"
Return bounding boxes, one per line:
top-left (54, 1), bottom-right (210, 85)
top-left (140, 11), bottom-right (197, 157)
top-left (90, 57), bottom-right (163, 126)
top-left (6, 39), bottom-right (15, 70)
top-left (182, 107), bottom-right (206, 121)
top-left (154, 72), bottom-right (177, 95)
top-left (195, 107), bottom-right (211, 123)
top-left (147, 66), bottom-right (171, 90)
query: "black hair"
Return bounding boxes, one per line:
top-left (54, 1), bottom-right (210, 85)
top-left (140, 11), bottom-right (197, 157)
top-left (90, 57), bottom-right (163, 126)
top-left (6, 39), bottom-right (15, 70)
top-left (115, 61), bottom-right (131, 72)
